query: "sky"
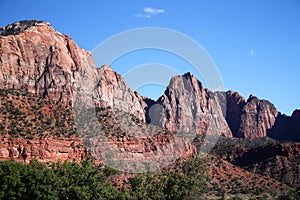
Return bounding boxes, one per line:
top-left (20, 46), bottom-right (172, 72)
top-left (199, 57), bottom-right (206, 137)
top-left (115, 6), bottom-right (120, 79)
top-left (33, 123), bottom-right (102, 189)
top-left (0, 0), bottom-right (300, 115)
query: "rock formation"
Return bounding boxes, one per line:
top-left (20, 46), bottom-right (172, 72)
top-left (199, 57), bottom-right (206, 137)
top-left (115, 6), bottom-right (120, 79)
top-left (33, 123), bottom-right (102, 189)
top-left (150, 72), bottom-right (232, 137)
top-left (238, 95), bottom-right (278, 139)
top-left (0, 138), bottom-right (87, 164)
top-left (87, 133), bottom-right (196, 173)
top-left (268, 109), bottom-right (300, 142)
top-left (0, 20), bottom-right (194, 166)
top-left (95, 65), bottom-right (147, 122)
top-left (0, 20), bottom-right (98, 105)
top-left (0, 20), bottom-right (299, 151)
top-left (217, 91), bottom-right (280, 139)
top-left (215, 90), bottom-right (246, 138)
top-left (0, 20), bottom-right (147, 122)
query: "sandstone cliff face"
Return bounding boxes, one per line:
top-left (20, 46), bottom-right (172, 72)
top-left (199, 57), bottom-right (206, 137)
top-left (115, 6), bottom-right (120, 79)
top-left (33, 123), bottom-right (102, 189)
top-left (0, 20), bottom-right (147, 122)
top-left (268, 109), bottom-right (300, 142)
top-left (0, 138), bottom-right (87, 164)
top-left (0, 21), bottom-right (193, 167)
top-left (94, 65), bottom-right (147, 122)
top-left (87, 133), bottom-right (196, 173)
top-left (217, 91), bottom-right (279, 139)
top-left (0, 20), bottom-right (298, 163)
top-left (238, 95), bottom-right (278, 139)
top-left (0, 20), bottom-right (99, 105)
top-left (151, 73), bottom-right (232, 137)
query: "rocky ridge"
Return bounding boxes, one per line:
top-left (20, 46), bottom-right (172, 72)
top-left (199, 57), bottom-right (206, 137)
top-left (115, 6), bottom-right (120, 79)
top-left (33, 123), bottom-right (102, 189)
top-left (1, 20), bottom-right (299, 141)
top-left (0, 138), bottom-right (87, 164)
top-left (0, 20), bottom-right (299, 169)
top-left (217, 91), bottom-right (299, 141)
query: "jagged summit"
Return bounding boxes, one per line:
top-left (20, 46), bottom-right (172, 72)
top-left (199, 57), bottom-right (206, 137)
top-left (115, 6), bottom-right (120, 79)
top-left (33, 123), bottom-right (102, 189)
top-left (97, 64), bottom-right (115, 73)
top-left (0, 19), bottom-right (98, 104)
top-left (0, 20), bottom-right (49, 36)
top-left (167, 72), bottom-right (204, 93)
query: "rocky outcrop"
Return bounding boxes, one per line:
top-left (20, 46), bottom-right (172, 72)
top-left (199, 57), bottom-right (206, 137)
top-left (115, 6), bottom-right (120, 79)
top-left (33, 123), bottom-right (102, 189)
top-left (150, 72), bottom-right (232, 137)
top-left (0, 20), bottom-right (147, 122)
top-left (94, 65), bottom-right (147, 122)
top-left (225, 142), bottom-right (300, 187)
top-left (0, 138), bottom-right (87, 164)
top-left (217, 92), bottom-right (279, 139)
top-left (238, 95), bottom-right (278, 139)
top-left (268, 110), bottom-right (300, 142)
top-left (0, 20), bottom-right (44, 36)
top-left (87, 133), bottom-right (196, 173)
top-left (0, 20), bottom-right (99, 105)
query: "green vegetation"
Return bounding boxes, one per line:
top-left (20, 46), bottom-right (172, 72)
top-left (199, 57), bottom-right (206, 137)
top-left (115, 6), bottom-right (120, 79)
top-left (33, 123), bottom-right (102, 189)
top-left (0, 157), bottom-right (210, 200)
top-left (0, 89), bottom-right (77, 139)
top-left (0, 157), bottom-right (297, 199)
top-left (0, 158), bottom-right (124, 200)
top-left (129, 156), bottom-right (209, 200)
top-left (129, 171), bottom-right (207, 200)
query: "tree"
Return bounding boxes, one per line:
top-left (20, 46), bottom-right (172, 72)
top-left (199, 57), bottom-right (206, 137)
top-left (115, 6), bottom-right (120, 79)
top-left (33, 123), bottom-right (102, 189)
top-left (0, 159), bottom-right (59, 200)
top-left (51, 158), bottom-right (125, 200)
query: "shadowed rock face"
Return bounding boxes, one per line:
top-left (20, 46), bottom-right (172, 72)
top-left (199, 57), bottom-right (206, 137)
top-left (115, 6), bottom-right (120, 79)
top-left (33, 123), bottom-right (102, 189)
top-left (268, 110), bottom-right (300, 142)
top-left (215, 91), bottom-right (246, 138)
top-left (217, 92), bottom-right (280, 139)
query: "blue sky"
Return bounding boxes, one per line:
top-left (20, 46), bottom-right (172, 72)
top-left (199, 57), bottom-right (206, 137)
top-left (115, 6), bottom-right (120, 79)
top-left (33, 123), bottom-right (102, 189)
top-left (0, 0), bottom-right (299, 115)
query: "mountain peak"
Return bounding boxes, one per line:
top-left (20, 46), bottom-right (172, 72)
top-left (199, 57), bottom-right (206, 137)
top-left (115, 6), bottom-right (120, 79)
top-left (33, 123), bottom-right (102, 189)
top-left (0, 19), bottom-right (98, 104)
top-left (99, 64), bottom-right (114, 72)
top-left (0, 20), bottom-right (50, 36)
top-left (168, 72), bottom-right (204, 93)
top-left (182, 71), bottom-right (194, 78)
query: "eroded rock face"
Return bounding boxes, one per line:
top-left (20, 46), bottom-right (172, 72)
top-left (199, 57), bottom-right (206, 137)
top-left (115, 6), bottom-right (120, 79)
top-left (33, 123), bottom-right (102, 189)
top-left (0, 138), bottom-right (87, 164)
top-left (238, 95), bottom-right (278, 139)
top-left (151, 73), bottom-right (232, 137)
top-left (268, 110), bottom-right (300, 142)
top-left (0, 20), bottom-right (99, 105)
top-left (215, 91), bottom-right (246, 138)
top-left (1, 20), bottom-right (299, 167)
top-left (87, 133), bottom-right (196, 173)
top-left (0, 21), bottom-right (194, 166)
top-left (217, 92), bottom-right (279, 139)
top-left (94, 65), bottom-right (147, 122)
top-left (0, 21), bottom-right (147, 122)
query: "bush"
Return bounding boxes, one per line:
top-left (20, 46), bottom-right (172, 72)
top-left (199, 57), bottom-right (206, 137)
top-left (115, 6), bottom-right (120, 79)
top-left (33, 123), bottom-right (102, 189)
top-left (0, 159), bottom-right (125, 200)
top-left (128, 157), bottom-right (209, 200)
top-left (0, 159), bottom-right (59, 200)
